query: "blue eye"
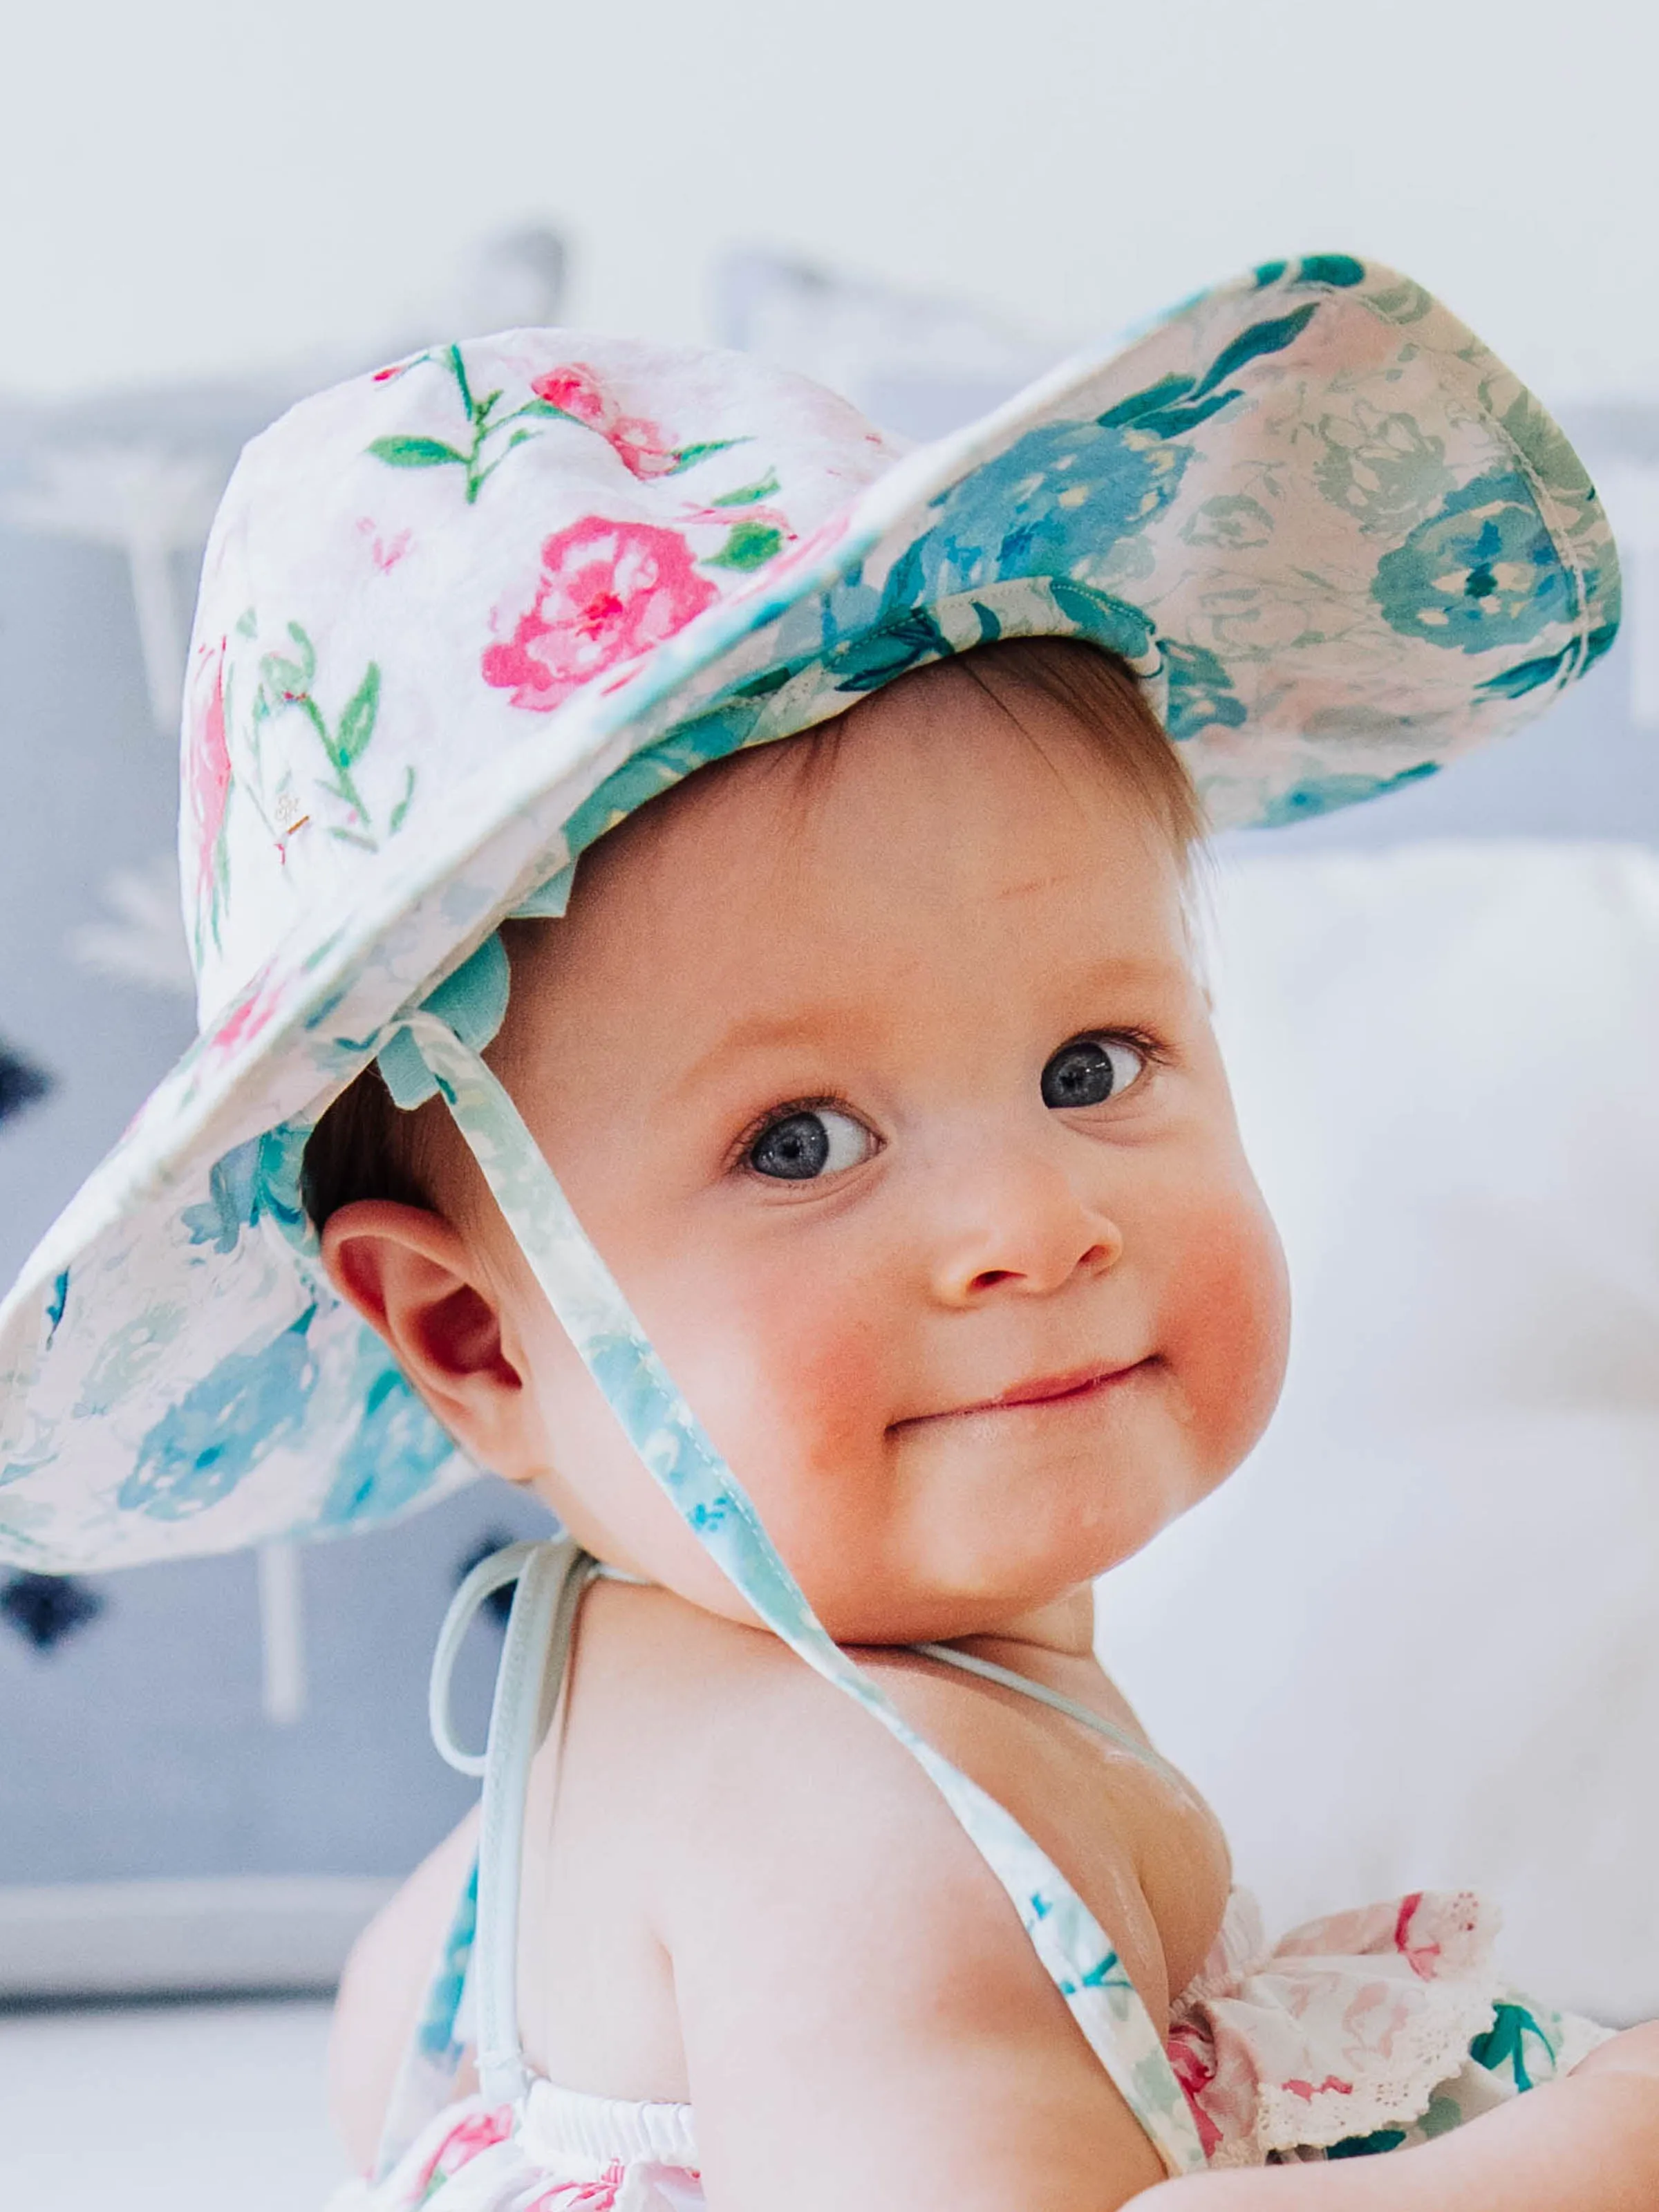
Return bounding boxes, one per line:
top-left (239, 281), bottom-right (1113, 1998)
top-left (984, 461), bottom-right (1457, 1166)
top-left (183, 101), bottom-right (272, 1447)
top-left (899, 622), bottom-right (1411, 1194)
top-left (1040, 1038), bottom-right (1145, 1109)
top-left (748, 1107), bottom-right (874, 1181)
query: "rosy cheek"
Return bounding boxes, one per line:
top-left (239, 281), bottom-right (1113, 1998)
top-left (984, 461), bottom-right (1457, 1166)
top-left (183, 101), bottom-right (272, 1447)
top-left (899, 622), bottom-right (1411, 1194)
top-left (1159, 1187), bottom-right (1290, 1466)
top-left (655, 1241), bottom-right (895, 1510)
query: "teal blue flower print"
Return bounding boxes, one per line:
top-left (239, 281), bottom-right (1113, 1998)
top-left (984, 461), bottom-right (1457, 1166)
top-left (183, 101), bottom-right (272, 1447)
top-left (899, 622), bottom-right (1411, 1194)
top-left (182, 1127), bottom-right (310, 1255)
top-left (1163, 639), bottom-right (1246, 739)
top-left (319, 1345), bottom-right (455, 1527)
top-left (587, 1333), bottom-right (685, 1478)
top-left (121, 1307), bottom-right (318, 1519)
top-left (1372, 469), bottom-right (1573, 653)
top-left (1313, 408), bottom-right (1455, 537)
top-left (1180, 495), bottom-right (1275, 552)
top-left (416, 1859), bottom-right (478, 2062)
top-left (1470, 2002), bottom-right (1555, 2094)
top-left (1256, 762), bottom-right (1438, 826)
top-left (910, 417), bottom-right (1192, 602)
top-left (1253, 254), bottom-right (1365, 291)
top-left (899, 308), bottom-right (1320, 603)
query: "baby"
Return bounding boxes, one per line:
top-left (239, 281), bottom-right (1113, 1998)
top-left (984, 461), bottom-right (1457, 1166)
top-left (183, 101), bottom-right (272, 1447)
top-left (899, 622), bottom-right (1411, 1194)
top-left (319, 639), bottom-right (1273, 2195)
top-left (2, 256), bottom-right (1652, 2209)
top-left (317, 640), bottom-right (1658, 2209)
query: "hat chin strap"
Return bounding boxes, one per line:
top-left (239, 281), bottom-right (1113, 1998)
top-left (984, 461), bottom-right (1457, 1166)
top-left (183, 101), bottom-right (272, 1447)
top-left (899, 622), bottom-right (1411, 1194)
top-left (393, 1006), bottom-right (1204, 2176)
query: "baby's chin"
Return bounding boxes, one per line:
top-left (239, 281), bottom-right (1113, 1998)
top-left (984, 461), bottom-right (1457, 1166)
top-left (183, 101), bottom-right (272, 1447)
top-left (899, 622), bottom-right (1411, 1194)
top-left (796, 1530), bottom-right (1139, 1647)
top-left (788, 1474), bottom-right (1176, 1645)
top-left (534, 1380), bottom-right (1222, 1646)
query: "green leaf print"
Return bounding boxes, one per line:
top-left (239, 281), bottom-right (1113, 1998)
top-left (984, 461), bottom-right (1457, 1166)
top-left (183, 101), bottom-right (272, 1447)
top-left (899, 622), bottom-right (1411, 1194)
top-left (388, 765), bottom-right (416, 836)
top-left (704, 521), bottom-right (785, 571)
top-left (335, 664), bottom-right (381, 765)
top-left (664, 438), bottom-right (745, 475)
top-left (366, 348), bottom-right (543, 503)
top-left (261, 621), bottom-right (317, 703)
top-left (711, 469), bottom-right (781, 507)
top-left (253, 629), bottom-right (399, 851)
top-left (366, 346), bottom-right (754, 507)
top-left (366, 435), bottom-right (469, 469)
top-left (262, 655), bottom-right (309, 697)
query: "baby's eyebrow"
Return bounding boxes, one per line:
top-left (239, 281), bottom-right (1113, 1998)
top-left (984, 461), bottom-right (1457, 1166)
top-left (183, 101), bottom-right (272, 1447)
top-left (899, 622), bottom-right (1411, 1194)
top-left (664, 956), bottom-right (1197, 1103)
top-left (665, 1007), bottom-right (868, 1103)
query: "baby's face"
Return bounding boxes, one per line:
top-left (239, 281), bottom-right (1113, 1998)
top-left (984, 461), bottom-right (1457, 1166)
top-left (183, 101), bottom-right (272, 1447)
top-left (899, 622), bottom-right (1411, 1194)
top-left (482, 666), bottom-right (1289, 1642)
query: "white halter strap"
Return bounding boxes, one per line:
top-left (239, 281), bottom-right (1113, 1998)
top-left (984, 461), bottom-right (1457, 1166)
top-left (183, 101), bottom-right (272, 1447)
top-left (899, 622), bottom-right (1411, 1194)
top-left (399, 1006), bottom-right (1206, 2176)
top-left (429, 1537), bottom-right (599, 2105)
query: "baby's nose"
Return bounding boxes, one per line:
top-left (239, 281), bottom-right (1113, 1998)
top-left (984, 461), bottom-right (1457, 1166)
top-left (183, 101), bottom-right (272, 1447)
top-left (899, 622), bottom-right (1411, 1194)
top-left (927, 1150), bottom-right (1123, 1305)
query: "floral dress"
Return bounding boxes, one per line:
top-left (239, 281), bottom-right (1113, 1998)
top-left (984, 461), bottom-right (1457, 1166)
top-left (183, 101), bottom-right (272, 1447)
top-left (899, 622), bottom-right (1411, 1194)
top-left (327, 1544), bottom-right (1608, 2210)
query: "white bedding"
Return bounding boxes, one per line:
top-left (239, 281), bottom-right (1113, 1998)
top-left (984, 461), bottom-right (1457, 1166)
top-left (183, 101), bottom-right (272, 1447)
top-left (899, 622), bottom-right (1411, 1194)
top-left (1100, 841), bottom-right (1659, 2023)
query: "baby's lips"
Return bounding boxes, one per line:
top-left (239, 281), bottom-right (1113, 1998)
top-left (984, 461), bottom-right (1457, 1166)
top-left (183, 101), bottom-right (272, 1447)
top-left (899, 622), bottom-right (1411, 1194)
top-left (894, 1354), bottom-right (1153, 1427)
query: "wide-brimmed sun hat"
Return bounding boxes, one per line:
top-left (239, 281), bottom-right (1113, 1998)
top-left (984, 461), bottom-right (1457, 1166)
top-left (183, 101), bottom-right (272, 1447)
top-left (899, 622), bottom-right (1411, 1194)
top-left (0, 253), bottom-right (1620, 1577)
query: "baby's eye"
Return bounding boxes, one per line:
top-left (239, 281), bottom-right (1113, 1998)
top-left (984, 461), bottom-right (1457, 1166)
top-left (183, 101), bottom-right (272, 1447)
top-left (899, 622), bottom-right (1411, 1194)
top-left (747, 1106), bottom-right (876, 1182)
top-left (1040, 1036), bottom-right (1146, 1110)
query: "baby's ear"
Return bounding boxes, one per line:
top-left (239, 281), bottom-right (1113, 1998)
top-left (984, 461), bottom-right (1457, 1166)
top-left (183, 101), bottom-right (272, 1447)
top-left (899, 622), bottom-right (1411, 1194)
top-left (321, 1201), bottom-right (527, 1472)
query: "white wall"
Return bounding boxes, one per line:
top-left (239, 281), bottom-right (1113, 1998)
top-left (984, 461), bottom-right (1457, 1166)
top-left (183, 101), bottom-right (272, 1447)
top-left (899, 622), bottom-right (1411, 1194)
top-left (3, 0), bottom-right (1658, 404)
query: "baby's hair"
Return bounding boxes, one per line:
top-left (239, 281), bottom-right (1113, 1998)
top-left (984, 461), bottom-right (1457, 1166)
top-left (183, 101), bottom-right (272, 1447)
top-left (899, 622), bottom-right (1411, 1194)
top-left (301, 635), bottom-right (1202, 1231)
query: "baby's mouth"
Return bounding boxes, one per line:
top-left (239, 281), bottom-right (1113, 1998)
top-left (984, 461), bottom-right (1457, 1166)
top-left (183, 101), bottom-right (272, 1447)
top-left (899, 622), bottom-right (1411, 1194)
top-left (892, 1358), bottom-right (1154, 1430)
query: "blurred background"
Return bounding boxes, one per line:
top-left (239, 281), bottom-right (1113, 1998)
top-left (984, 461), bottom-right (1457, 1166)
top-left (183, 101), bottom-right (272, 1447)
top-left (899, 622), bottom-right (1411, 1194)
top-left (2, 1), bottom-right (1658, 2202)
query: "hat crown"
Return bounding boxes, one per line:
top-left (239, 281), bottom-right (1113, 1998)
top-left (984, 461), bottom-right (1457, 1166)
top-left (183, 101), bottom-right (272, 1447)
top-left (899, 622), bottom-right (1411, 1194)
top-left (182, 335), bottom-right (901, 1024)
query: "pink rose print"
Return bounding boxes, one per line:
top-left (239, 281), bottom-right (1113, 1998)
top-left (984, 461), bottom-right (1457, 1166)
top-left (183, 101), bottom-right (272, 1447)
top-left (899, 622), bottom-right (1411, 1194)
top-left (606, 417), bottom-right (685, 480)
top-left (367, 344), bottom-right (754, 516)
top-left (200, 964), bottom-right (290, 1067)
top-left (525, 2162), bottom-right (627, 2209)
top-left (1165, 2025), bottom-right (1224, 2160)
top-left (187, 637), bottom-right (232, 907)
top-left (357, 516), bottom-right (412, 573)
top-left (529, 364), bottom-right (733, 482)
top-left (1393, 1893), bottom-right (1443, 1981)
top-left (415, 2104), bottom-right (514, 2197)
top-left (1282, 2073), bottom-right (1357, 2102)
top-left (530, 365), bottom-right (608, 427)
top-left (482, 516), bottom-right (718, 712)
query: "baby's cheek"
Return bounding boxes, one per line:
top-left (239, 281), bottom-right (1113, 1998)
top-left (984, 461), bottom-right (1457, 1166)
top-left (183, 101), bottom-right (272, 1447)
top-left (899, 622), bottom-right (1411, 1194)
top-left (1158, 1182), bottom-right (1290, 1472)
top-left (657, 1244), bottom-right (899, 1509)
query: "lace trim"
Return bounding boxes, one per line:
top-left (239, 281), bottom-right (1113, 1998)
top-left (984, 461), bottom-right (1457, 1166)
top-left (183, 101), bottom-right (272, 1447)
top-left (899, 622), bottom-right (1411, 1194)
top-left (1253, 1982), bottom-right (1499, 2153)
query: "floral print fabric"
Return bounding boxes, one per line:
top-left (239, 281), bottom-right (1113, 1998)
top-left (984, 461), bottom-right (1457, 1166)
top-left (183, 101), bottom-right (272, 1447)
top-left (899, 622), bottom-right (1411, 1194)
top-left (0, 255), bottom-right (1620, 1577)
top-left (325, 1886), bottom-right (1606, 2209)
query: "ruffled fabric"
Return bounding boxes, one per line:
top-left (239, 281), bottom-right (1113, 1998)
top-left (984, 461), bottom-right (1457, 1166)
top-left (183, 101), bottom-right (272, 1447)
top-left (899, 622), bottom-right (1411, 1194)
top-left (1167, 1890), bottom-right (1611, 2167)
top-left (330, 2086), bottom-right (704, 2212)
top-left (332, 1888), bottom-right (1611, 2205)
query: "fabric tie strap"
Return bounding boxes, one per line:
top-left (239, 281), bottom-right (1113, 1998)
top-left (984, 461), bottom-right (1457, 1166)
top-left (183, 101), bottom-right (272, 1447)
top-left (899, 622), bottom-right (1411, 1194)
top-left (390, 1002), bottom-right (1208, 2176)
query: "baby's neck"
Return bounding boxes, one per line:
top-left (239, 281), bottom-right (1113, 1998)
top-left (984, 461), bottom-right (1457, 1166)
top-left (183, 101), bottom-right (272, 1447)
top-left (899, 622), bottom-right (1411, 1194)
top-left (951, 1583), bottom-right (1097, 1661)
top-left (580, 1533), bottom-right (1098, 1662)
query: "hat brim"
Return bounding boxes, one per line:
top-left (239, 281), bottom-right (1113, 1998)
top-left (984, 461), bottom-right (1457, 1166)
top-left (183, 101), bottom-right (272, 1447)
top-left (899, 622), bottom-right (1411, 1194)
top-left (0, 255), bottom-right (1620, 1569)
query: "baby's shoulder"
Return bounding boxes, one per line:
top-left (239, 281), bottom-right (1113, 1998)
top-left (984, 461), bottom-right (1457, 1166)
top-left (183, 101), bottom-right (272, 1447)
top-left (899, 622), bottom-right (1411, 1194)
top-left (563, 1583), bottom-right (1210, 2027)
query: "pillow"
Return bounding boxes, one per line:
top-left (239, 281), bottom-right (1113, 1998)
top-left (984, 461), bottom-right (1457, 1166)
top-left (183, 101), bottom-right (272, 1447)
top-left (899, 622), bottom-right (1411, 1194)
top-left (1098, 841), bottom-right (1659, 2022)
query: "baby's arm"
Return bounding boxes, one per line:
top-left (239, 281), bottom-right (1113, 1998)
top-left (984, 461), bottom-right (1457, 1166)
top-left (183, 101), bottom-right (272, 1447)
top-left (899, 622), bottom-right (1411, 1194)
top-left (657, 1636), bottom-right (1179, 2211)
top-left (1139, 2022), bottom-right (1659, 2212)
top-left (330, 1807), bottom-right (480, 2173)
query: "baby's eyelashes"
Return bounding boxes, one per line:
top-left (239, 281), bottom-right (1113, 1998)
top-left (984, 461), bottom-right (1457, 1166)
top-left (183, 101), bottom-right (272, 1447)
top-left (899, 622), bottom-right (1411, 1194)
top-left (745, 1105), bottom-right (879, 1182)
top-left (735, 1031), bottom-right (1160, 1186)
top-left (1040, 1035), bottom-right (1149, 1109)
